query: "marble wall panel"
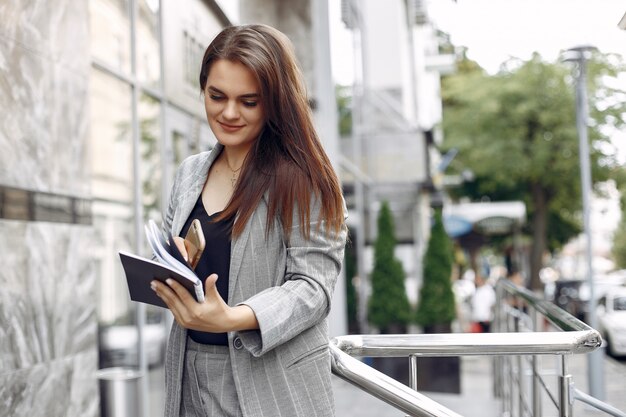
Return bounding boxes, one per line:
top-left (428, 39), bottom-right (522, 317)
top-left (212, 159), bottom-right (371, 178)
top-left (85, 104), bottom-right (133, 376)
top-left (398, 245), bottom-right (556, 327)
top-left (0, 350), bottom-right (98, 417)
top-left (0, 0), bottom-right (89, 73)
top-left (0, 222), bottom-right (98, 372)
top-left (0, 2), bottom-right (90, 196)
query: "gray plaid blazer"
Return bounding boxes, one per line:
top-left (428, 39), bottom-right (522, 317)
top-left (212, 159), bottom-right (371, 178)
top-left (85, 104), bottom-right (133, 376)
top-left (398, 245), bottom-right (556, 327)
top-left (162, 144), bottom-right (347, 417)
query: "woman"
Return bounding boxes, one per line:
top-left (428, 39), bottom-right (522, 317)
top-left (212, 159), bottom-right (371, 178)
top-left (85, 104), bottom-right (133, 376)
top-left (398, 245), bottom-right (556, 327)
top-left (151, 24), bottom-right (347, 417)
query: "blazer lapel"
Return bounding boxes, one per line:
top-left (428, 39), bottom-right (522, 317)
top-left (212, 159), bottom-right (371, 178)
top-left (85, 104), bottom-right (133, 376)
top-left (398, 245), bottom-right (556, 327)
top-left (228, 218), bottom-right (250, 304)
top-left (228, 194), bottom-right (269, 304)
top-left (171, 144), bottom-right (223, 236)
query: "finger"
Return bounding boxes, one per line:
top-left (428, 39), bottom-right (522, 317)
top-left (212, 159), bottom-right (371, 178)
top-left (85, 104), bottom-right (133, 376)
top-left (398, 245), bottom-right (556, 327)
top-left (166, 278), bottom-right (197, 305)
top-left (152, 280), bottom-right (185, 318)
top-left (173, 236), bottom-right (188, 262)
top-left (204, 274), bottom-right (219, 297)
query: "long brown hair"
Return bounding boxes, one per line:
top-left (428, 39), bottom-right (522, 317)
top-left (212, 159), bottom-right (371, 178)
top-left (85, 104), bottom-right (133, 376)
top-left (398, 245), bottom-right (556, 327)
top-left (199, 24), bottom-right (344, 239)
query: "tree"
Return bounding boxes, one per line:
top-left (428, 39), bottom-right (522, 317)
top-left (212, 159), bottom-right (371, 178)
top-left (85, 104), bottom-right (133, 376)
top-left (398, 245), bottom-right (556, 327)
top-left (442, 51), bottom-right (626, 289)
top-left (415, 208), bottom-right (456, 330)
top-left (368, 201), bottom-right (411, 333)
top-left (336, 85), bottom-right (352, 137)
top-left (344, 237), bottom-right (359, 333)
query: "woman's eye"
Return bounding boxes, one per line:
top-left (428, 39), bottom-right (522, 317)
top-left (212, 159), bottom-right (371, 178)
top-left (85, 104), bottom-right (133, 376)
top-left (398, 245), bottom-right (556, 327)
top-left (242, 101), bottom-right (258, 108)
top-left (209, 94), bottom-right (224, 101)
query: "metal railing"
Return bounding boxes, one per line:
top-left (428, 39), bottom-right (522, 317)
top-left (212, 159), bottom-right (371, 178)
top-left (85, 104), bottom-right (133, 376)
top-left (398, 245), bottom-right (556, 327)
top-left (330, 279), bottom-right (625, 417)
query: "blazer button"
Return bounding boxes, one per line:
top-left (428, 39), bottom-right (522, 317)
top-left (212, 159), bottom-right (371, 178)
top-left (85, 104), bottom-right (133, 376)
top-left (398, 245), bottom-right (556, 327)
top-left (233, 336), bottom-right (243, 350)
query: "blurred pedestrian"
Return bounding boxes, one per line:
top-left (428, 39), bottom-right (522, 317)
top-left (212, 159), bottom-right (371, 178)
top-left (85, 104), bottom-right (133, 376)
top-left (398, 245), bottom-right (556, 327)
top-left (151, 24), bottom-right (348, 417)
top-left (471, 275), bottom-right (496, 333)
top-left (506, 269), bottom-right (526, 311)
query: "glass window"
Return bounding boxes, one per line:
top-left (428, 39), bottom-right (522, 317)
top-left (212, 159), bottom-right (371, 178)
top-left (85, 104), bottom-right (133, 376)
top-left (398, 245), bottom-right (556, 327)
top-left (162, 106), bottom-right (214, 191)
top-left (172, 130), bottom-right (189, 167)
top-left (197, 118), bottom-right (217, 151)
top-left (89, 68), bottom-right (137, 370)
top-left (614, 296), bottom-right (626, 311)
top-left (183, 30), bottom-right (206, 88)
top-left (138, 92), bottom-right (167, 417)
top-left (90, 0), bottom-right (131, 74)
top-left (137, 0), bottom-right (161, 88)
top-left (91, 70), bottom-right (134, 204)
top-left (139, 93), bottom-right (162, 225)
top-left (89, 4), bottom-right (215, 413)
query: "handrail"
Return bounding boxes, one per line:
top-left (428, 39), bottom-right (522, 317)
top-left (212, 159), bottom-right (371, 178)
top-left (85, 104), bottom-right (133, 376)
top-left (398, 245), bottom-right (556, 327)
top-left (329, 344), bottom-right (463, 417)
top-left (329, 278), bottom-right (607, 417)
top-left (496, 279), bottom-right (596, 333)
top-left (574, 389), bottom-right (626, 417)
top-left (332, 330), bottom-right (599, 357)
top-left (332, 280), bottom-right (600, 359)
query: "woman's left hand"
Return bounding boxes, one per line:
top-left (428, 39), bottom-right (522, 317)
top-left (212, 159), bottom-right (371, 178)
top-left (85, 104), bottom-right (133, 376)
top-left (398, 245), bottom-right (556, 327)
top-left (151, 274), bottom-right (259, 333)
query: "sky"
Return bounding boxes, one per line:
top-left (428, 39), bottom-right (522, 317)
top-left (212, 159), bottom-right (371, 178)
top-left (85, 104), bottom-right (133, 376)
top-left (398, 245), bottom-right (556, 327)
top-left (329, 0), bottom-right (626, 82)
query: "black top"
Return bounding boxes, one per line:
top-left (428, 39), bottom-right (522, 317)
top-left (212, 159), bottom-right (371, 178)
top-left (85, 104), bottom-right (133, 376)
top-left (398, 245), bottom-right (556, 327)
top-left (179, 195), bottom-right (234, 345)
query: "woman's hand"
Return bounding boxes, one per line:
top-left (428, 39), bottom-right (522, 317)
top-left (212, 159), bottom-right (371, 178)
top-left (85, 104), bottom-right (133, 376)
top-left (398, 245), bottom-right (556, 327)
top-left (172, 236), bottom-right (189, 262)
top-left (151, 274), bottom-right (259, 333)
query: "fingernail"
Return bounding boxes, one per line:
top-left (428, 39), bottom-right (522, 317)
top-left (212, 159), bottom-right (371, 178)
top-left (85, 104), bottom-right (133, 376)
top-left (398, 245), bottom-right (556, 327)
top-left (150, 282), bottom-right (157, 291)
top-left (166, 279), bottom-right (173, 285)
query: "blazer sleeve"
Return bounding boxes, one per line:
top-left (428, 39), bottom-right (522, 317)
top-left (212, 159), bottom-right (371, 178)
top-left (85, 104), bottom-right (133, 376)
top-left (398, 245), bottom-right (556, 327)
top-left (237, 198), bottom-right (348, 357)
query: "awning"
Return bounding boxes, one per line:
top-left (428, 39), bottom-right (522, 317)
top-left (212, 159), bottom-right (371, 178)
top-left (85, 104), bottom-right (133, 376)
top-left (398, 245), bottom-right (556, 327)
top-left (443, 201), bottom-right (526, 237)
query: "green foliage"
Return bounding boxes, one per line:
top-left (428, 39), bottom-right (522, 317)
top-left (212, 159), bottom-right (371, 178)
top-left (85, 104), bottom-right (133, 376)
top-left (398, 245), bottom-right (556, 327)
top-left (368, 202), bottom-right (411, 332)
top-left (415, 209), bottom-right (456, 327)
top-left (336, 85), bottom-right (352, 137)
top-left (442, 51), bottom-right (626, 288)
top-left (344, 239), bottom-right (358, 331)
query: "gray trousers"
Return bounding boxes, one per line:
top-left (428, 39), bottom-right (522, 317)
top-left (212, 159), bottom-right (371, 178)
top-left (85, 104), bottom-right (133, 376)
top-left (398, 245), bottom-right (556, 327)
top-left (180, 337), bottom-right (243, 417)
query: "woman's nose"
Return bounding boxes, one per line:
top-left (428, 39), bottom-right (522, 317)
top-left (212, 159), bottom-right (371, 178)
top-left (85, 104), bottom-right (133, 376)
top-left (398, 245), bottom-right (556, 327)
top-left (222, 100), bottom-right (239, 120)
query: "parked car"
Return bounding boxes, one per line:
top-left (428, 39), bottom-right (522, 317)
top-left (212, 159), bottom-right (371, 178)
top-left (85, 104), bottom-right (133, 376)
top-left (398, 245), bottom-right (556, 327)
top-left (597, 287), bottom-right (626, 357)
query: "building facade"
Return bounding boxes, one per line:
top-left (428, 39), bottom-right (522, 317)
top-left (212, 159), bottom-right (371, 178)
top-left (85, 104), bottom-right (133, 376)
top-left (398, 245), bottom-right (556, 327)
top-left (340, 0), bottom-right (454, 309)
top-left (0, 0), bottom-right (228, 415)
top-left (0, 1), bottom-right (344, 415)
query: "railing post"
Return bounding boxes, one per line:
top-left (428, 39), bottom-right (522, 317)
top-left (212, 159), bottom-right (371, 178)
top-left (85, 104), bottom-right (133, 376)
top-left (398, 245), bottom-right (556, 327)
top-left (494, 285), bottom-right (504, 401)
top-left (406, 354), bottom-right (418, 417)
top-left (532, 307), bottom-right (542, 417)
top-left (507, 312), bottom-right (515, 416)
top-left (514, 315), bottom-right (524, 417)
top-left (409, 354), bottom-right (418, 390)
top-left (559, 355), bottom-right (574, 417)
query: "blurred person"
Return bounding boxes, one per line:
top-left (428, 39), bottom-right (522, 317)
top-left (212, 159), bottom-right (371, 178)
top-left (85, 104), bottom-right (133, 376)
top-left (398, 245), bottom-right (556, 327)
top-left (507, 269), bottom-right (524, 287)
top-left (471, 275), bottom-right (496, 333)
top-left (506, 269), bottom-right (526, 311)
top-left (151, 24), bottom-right (348, 417)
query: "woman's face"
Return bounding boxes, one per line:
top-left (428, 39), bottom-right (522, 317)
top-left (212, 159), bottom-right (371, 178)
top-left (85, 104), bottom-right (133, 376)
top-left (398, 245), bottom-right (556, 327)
top-left (204, 59), bottom-right (265, 152)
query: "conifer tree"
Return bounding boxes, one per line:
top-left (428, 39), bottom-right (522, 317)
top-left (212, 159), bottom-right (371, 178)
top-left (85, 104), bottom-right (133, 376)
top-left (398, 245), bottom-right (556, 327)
top-left (368, 202), bottom-right (411, 333)
top-left (415, 208), bottom-right (456, 329)
top-left (344, 240), bottom-right (359, 333)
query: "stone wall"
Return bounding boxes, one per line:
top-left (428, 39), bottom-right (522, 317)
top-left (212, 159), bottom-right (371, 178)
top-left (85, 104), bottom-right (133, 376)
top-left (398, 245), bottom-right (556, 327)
top-left (0, 1), bottom-right (98, 416)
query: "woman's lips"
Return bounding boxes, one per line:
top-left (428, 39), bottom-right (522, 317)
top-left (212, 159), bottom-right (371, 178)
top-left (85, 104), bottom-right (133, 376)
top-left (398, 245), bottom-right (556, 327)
top-left (218, 121), bottom-right (244, 132)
